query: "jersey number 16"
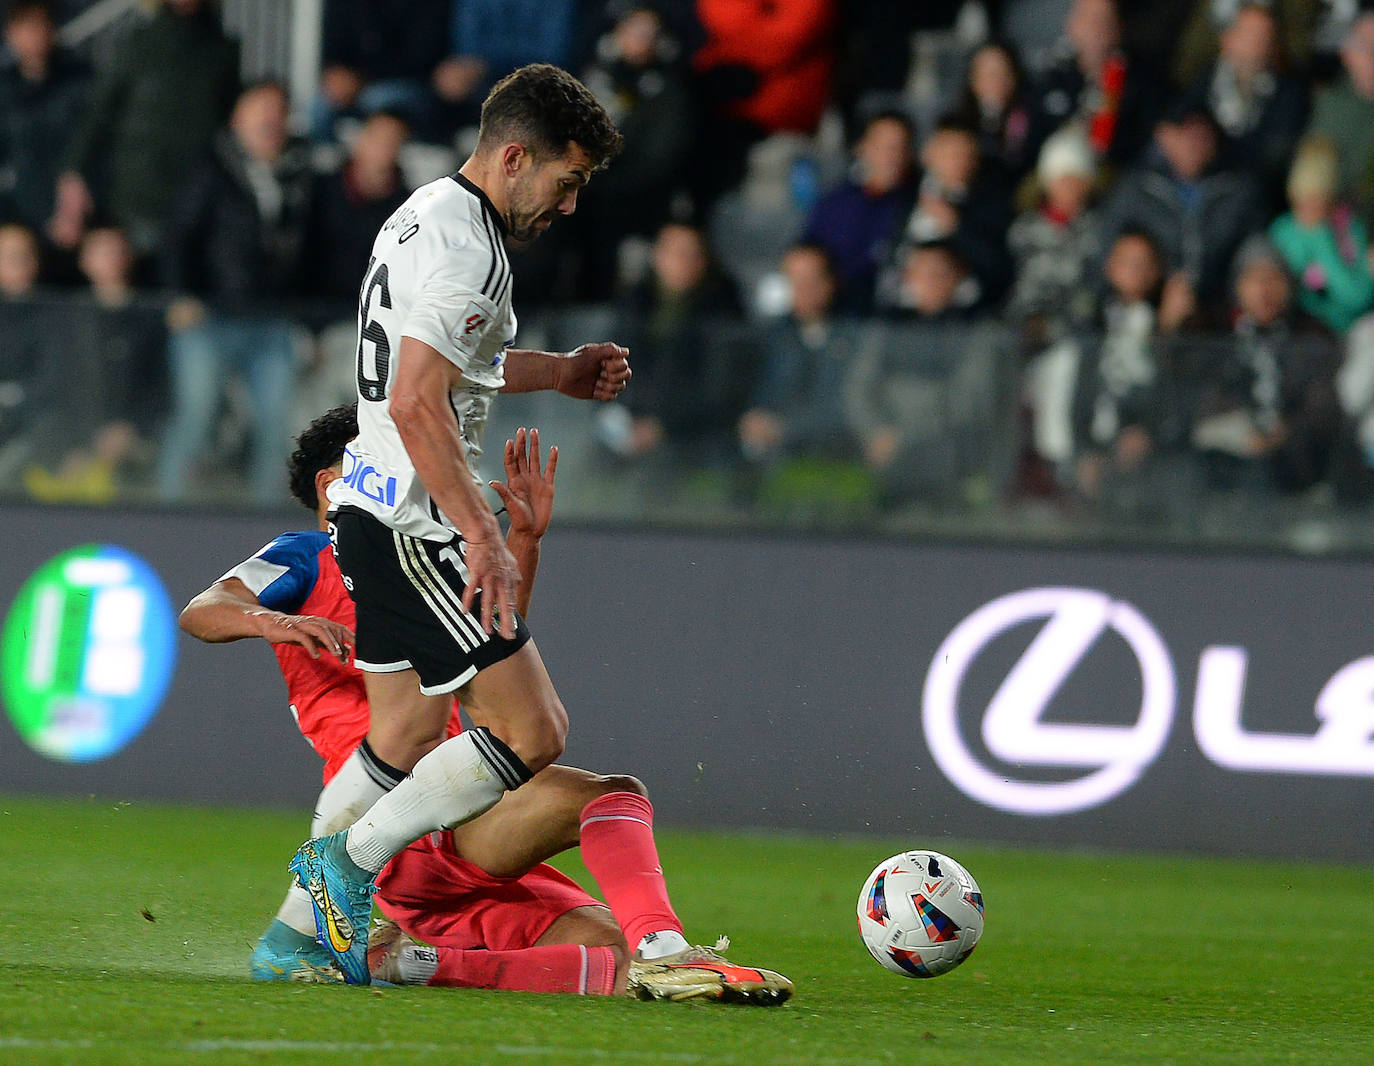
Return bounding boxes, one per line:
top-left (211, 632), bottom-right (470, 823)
top-left (357, 256), bottom-right (392, 402)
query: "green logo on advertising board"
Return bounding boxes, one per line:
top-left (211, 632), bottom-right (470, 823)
top-left (2, 545), bottom-right (177, 762)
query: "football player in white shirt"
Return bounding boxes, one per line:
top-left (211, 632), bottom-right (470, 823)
top-left (288, 64), bottom-right (637, 984)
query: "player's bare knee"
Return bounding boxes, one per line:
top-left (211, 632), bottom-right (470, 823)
top-left (559, 771), bottom-right (647, 813)
top-left (365, 682), bottom-right (451, 769)
top-left (597, 773), bottom-right (647, 799)
top-left (509, 699), bottom-right (567, 771)
top-left (367, 721), bottom-right (445, 771)
top-left (587, 917), bottom-right (632, 994)
top-left (576, 910), bottom-right (629, 970)
top-left (571, 920), bottom-right (630, 994)
top-left (521, 723), bottom-right (565, 772)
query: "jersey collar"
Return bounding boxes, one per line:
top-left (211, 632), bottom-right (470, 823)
top-left (450, 172), bottom-right (508, 236)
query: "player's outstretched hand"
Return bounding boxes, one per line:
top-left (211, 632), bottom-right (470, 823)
top-left (557, 342), bottom-right (630, 402)
top-left (461, 536), bottom-right (522, 639)
top-left (261, 613), bottom-right (354, 663)
top-left (490, 427), bottom-right (558, 539)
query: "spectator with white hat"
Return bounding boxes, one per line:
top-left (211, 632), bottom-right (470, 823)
top-left (1006, 125), bottom-right (1106, 350)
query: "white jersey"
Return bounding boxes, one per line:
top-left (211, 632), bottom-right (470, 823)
top-left (327, 173), bottom-right (516, 541)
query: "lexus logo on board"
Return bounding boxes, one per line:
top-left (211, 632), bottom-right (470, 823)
top-left (922, 587), bottom-right (1374, 817)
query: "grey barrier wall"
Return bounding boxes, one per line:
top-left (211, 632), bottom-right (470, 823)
top-left (2, 502), bottom-right (1372, 863)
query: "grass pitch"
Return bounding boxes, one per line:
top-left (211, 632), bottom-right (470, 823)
top-left (0, 795), bottom-right (1369, 1066)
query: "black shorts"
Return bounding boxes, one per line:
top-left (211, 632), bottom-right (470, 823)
top-left (331, 506), bottom-right (531, 695)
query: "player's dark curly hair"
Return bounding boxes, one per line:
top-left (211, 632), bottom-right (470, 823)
top-left (477, 63), bottom-right (623, 169)
top-left (287, 403), bottom-right (358, 512)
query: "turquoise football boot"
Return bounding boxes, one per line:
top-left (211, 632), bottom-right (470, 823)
top-left (249, 918), bottom-right (344, 983)
top-left (288, 831), bottom-right (376, 985)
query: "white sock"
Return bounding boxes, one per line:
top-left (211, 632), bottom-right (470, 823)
top-left (276, 741), bottom-right (406, 935)
top-left (398, 943), bottom-right (440, 985)
top-left (314, 740), bottom-right (406, 835)
top-left (344, 728), bottom-right (531, 874)
top-left (275, 881), bottom-right (320, 937)
top-left (636, 930), bottom-right (691, 960)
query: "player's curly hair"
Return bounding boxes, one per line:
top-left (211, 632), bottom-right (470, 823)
top-left (287, 403), bottom-right (358, 512)
top-left (477, 63), bottom-right (623, 170)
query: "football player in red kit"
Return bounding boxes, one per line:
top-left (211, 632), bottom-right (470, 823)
top-left (180, 407), bottom-right (791, 1003)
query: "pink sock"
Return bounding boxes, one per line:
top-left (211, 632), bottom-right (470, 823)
top-left (578, 791), bottom-right (684, 949)
top-left (429, 943), bottom-right (616, 995)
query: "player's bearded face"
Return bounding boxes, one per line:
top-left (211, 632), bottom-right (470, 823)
top-left (506, 181), bottom-right (558, 242)
top-left (506, 146), bottom-right (592, 242)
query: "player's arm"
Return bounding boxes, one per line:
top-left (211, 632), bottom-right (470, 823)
top-left (179, 578), bottom-right (354, 662)
top-left (490, 427), bottom-right (558, 618)
top-left (501, 344), bottom-right (631, 401)
top-left (392, 334), bottom-right (521, 637)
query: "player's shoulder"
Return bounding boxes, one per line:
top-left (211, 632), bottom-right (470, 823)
top-left (222, 529), bottom-right (330, 610)
top-left (397, 175), bottom-right (501, 251)
top-left (389, 174), bottom-right (509, 299)
top-left (255, 529), bottom-right (332, 568)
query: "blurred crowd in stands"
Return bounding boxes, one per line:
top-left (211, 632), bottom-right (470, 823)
top-left (8, 0), bottom-right (1374, 546)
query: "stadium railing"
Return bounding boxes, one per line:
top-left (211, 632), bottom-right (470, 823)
top-left (4, 293), bottom-right (1374, 555)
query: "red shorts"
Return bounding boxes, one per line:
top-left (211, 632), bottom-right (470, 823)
top-left (374, 833), bottom-right (602, 951)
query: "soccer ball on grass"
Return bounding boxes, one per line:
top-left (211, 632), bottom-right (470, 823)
top-left (856, 850), bottom-right (984, 978)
